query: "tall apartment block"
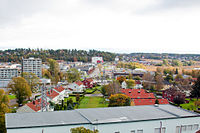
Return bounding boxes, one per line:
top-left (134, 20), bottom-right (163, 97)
top-left (22, 57), bottom-right (42, 78)
top-left (0, 68), bottom-right (18, 79)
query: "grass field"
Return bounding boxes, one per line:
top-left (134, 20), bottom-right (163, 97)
top-left (78, 96), bottom-right (108, 109)
top-left (7, 95), bottom-right (16, 100)
top-left (180, 98), bottom-right (200, 111)
top-left (64, 96), bottom-right (76, 103)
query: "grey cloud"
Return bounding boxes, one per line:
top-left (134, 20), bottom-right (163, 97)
top-left (138, 0), bottom-right (200, 14)
top-left (0, 0), bottom-right (54, 28)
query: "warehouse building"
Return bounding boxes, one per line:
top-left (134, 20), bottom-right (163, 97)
top-left (6, 104), bottom-right (200, 133)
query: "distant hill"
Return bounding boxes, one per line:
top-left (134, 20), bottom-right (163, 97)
top-left (0, 48), bottom-right (116, 63)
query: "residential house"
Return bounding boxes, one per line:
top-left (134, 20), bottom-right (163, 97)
top-left (134, 80), bottom-right (143, 89)
top-left (82, 78), bottom-right (94, 89)
top-left (122, 89), bottom-right (169, 106)
top-left (46, 89), bottom-right (60, 104)
top-left (68, 81), bottom-right (85, 93)
top-left (121, 81), bottom-right (127, 89)
top-left (17, 98), bottom-right (51, 113)
top-left (53, 86), bottom-right (68, 99)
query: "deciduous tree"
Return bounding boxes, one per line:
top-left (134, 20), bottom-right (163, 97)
top-left (0, 89), bottom-right (10, 133)
top-left (8, 77), bottom-right (32, 106)
top-left (22, 72), bottom-right (40, 93)
top-left (191, 76), bottom-right (200, 100)
top-left (66, 68), bottom-right (81, 83)
top-left (109, 94), bottom-right (130, 107)
top-left (126, 79), bottom-right (135, 89)
top-left (70, 127), bottom-right (99, 133)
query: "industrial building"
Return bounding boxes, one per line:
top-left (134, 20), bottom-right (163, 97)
top-left (6, 104), bottom-right (200, 133)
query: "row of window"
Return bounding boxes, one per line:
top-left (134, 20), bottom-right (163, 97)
top-left (176, 124), bottom-right (199, 133)
top-left (115, 129), bottom-right (143, 133)
top-left (114, 124), bottom-right (199, 133)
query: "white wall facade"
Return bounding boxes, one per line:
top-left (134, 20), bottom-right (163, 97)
top-left (7, 117), bottom-right (200, 133)
top-left (22, 58), bottom-right (42, 78)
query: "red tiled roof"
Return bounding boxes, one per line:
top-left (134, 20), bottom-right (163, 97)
top-left (26, 98), bottom-right (49, 112)
top-left (54, 86), bottom-right (65, 92)
top-left (75, 81), bottom-right (83, 86)
top-left (68, 88), bottom-right (73, 91)
top-left (134, 99), bottom-right (169, 106)
top-left (46, 90), bottom-right (59, 99)
top-left (135, 80), bottom-right (141, 84)
top-left (86, 78), bottom-right (93, 82)
top-left (121, 89), bottom-right (155, 99)
top-left (196, 130), bottom-right (200, 133)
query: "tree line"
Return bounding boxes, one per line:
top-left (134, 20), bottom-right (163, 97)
top-left (0, 48), bottom-right (116, 63)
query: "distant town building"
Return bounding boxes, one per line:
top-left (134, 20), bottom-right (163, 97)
top-left (91, 57), bottom-right (103, 64)
top-left (0, 68), bottom-right (18, 79)
top-left (115, 56), bottom-right (119, 62)
top-left (22, 57), bottom-right (42, 78)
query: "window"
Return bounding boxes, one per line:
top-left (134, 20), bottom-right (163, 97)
top-left (154, 127), bottom-right (166, 133)
top-left (176, 126), bottom-right (180, 133)
top-left (115, 132), bottom-right (120, 133)
top-left (187, 125), bottom-right (193, 131)
top-left (181, 125), bottom-right (186, 131)
top-left (131, 130), bottom-right (135, 133)
top-left (193, 124), bottom-right (199, 130)
top-left (137, 130), bottom-right (143, 133)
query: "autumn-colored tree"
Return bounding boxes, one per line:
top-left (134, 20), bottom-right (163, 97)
top-left (173, 92), bottom-right (185, 106)
top-left (109, 94), bottom-right (131, 107)
top-left (175, 74), bottom-right (183, 82)
top-left (66, 68), bottom-right (81, 83)
top-left (42, 68), bottom-right (52, 79)
top-left (191, 76), bottom-right (200, 100)
top-left (22, 72), bottom-right (40, 93)
top-left (100, 85), bottom-right (108, 96)
top-left (70, 127), bottom-right (99, 133)
top-left (155, 74), bottom-right (164, 90)
top-left (8, 77), bottom-right (32, 106)
top-left (117, 76), bottom-right (126, 84)
top-left (47, 59), bottom-right (60, 84)
top-left (107, 80), bottom-right (121, 96)
top-left (126, 79), bottom-right (135, 89)
top-left (142, 72), bottom-right (154, 89)
top-left (0, 89), bottom-right (10, 133)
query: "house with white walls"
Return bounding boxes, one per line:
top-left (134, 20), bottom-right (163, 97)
top-left (67, 81), bottom-right (85, 93)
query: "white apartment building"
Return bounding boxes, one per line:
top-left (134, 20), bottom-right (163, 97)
top-left (22, 57), bottom-right (42, 78)
top-left (0, 68), bottom-right (18, 79)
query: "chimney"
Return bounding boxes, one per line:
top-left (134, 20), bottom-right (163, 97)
top-left (33, 100), bottom-right (35, 105)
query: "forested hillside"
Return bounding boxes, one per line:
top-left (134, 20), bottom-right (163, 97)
top-left (0, 49), bottom-right (116, 63)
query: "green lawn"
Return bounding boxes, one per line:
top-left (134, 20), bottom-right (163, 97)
top-left (7, 95), bottom-right (16, 100)
top-left (180, 98), bottom-right (200, 111)
top-left (78, 96), bottom-right (108, 109)
top-left (64, 96), bottom-right (76, 103)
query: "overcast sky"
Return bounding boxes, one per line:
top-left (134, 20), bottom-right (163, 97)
top-left (1, 0), bottom-right (200, 54)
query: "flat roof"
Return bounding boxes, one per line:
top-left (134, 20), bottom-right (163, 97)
top-left (6, 104), bottom-right (200, 129)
